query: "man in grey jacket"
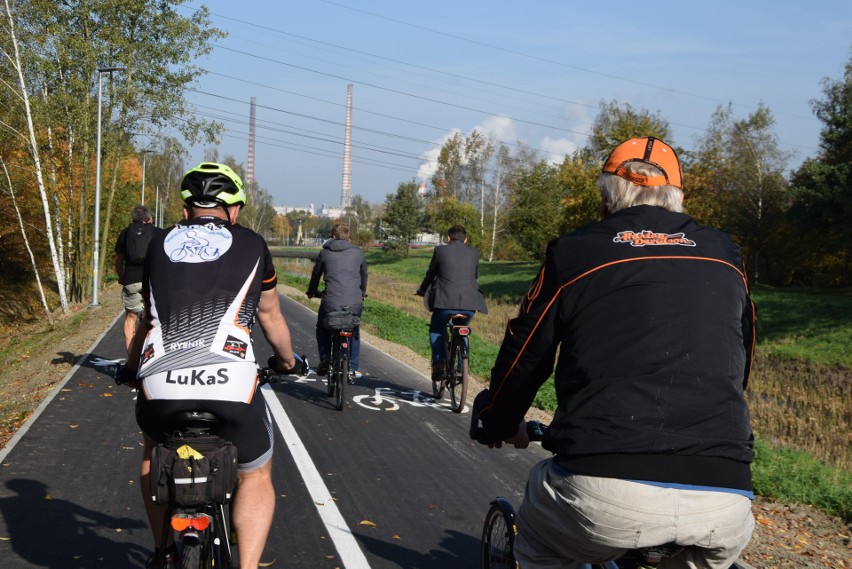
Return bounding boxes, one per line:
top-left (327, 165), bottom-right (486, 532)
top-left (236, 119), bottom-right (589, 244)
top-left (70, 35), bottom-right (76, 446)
top-left (416, 225), bottom-right (488, 381)
top-left (307, 224), bottom-right (368, 377)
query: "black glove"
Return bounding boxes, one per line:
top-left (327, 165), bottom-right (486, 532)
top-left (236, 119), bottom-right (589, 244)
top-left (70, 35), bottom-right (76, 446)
top-left (469, 389), bottom-right (503, 445)
top-left (115, 364), bottom-right (140, 389)
top-left (415, 289), bottom-right (425, 297)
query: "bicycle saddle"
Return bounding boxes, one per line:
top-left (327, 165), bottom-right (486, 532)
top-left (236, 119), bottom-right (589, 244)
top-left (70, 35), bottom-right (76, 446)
top-left (173, 411), bottom-right (220, 428)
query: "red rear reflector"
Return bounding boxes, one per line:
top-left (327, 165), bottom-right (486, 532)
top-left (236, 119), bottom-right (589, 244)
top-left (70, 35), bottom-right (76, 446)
top-left (172, 515), bottom-right (210, 531)
top-left (457, 327), bottom-right (470, 336)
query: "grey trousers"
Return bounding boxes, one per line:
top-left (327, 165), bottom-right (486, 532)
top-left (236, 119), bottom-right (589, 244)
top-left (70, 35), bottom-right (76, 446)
top-left (514, 458), bottom-right (754, 569)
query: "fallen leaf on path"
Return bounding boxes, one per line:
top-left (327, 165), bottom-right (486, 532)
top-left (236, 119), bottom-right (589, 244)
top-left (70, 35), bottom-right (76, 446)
top-left (259, 559), bottom-right (276, 566)
top-left (359, 520), bottom-right (377, 527)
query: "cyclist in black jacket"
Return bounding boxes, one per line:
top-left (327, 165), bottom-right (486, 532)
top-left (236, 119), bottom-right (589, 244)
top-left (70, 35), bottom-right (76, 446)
top-left (476, 137), bottom-right (756, 569)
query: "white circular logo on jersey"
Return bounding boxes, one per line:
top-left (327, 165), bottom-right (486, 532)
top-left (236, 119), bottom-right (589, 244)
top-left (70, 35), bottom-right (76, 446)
top-left (164, 223), bottom-right (233, 263)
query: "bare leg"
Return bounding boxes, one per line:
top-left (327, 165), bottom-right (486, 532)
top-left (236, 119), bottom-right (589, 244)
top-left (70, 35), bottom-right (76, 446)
top-left (124, 311), bottom-right (139, 356)
top-left (231, 460), bottom-right (275, 569)
top-left (140, 435), bottom-right (170, 550)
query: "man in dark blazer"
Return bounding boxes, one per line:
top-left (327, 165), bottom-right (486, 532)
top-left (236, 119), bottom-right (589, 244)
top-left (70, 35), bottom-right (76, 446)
top-left (416, 225), bottom-right (488, 380)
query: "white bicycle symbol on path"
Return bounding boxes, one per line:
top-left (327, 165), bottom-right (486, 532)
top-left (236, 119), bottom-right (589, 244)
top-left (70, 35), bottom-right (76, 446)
top-left (353, 387), bottom-right (469, 413)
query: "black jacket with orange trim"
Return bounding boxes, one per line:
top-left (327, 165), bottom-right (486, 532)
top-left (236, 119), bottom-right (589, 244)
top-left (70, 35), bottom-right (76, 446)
top-left (480, 205), bottom-right (756, 491)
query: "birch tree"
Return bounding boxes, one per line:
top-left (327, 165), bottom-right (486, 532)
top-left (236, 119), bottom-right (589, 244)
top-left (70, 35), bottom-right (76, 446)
top-left (1, 157), bottom-right (52, 323)
top-left (2, 0), bottom-right (69, 311)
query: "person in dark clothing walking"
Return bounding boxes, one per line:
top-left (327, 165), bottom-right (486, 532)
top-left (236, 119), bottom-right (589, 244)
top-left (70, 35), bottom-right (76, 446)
top-left (416, 225), bottom-right (488, 381)
top-left (114, 205), bottom-right (157, 356)
top-left (473, 137), bottom-right (756, 569)
top-left (307, 224), bottom-right (368, 377)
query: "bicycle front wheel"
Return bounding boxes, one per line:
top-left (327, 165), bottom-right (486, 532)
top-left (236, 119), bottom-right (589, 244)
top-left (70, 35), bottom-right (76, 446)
top-left (449, 344), bottom-right (469, 413)
top-left (481, 501), bottom-right (517, 569)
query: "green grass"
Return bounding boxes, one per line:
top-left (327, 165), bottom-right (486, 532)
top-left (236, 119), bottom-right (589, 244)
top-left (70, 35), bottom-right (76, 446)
top-left (753, 438), bottom-right (851, 522)
top-left (751, 286), bottom-right (852, 367)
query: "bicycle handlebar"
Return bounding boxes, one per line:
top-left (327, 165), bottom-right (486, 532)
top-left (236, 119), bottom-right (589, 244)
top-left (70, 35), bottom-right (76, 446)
top-left (469, 389), bottom-right (548, 445)
top-left (259, 354), bottom-right (310, 384)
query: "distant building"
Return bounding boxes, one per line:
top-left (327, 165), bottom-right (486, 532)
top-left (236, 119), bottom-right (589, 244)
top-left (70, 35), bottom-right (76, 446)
top-left (273, 203), bottom-right (348, 219)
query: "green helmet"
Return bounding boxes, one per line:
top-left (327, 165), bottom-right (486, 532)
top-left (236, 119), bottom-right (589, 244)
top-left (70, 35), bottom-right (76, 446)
top-left (180, 162), bottom-right (246, 207)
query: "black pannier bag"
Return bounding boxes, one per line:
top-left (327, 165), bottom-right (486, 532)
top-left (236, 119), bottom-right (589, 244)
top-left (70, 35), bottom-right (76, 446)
top-left (150, 434), bottom-right (238, 507)
top-left (323, 310), bottom-right (360, 330)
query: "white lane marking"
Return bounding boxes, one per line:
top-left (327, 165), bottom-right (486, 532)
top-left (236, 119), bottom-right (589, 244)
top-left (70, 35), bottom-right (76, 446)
top-left (261, 385), bottom-right (371, 569)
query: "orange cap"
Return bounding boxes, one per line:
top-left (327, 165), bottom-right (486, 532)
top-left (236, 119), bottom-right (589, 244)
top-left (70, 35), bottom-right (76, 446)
top-left (602, 137), bottom-right (683, 189)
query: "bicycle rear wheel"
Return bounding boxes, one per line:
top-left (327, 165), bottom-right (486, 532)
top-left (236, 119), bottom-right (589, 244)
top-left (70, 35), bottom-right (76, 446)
top-left (180, 535), bottom-right (203, 569)
top-left (449, 341), bottom-right (469, 413)
top-left (335, 348), bottom-right (347, 411)
top-left (327, 337), bottom-right (338, 398)
top-left (481, 499), bottom-right (517, 569)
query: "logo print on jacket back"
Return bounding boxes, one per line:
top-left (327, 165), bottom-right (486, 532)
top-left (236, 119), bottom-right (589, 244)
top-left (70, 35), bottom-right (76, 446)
top-left (164, 223), bottom-right (233, 263)
top-left (613, 230), bottom-right (696, 247)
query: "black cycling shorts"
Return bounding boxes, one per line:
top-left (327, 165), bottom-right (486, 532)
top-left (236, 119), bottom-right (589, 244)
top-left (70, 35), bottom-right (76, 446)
top-left (136, 387), bottom-right (274, 471)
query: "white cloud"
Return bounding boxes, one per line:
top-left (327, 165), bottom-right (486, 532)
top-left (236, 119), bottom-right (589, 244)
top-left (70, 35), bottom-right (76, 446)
top-left (474, 115), bottom-right (517, 143)
top-left (539, 137), bottom-right (577, 164)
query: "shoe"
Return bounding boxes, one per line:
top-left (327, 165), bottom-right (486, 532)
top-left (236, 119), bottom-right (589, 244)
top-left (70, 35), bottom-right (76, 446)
top-left (354, 370), bottom-right (364, 379)
top-left (349, 370), bottom-right (363, 384)
top-left (431, 362), bottom-right (443, 382)
top-left (317, 360), bottom-right (329, 375)
top-left (145, 547), bottom-right (178, 569)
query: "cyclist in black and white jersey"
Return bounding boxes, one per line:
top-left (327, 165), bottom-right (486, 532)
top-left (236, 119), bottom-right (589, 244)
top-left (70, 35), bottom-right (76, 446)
top-left (121, 162), bottom-right (299, 569)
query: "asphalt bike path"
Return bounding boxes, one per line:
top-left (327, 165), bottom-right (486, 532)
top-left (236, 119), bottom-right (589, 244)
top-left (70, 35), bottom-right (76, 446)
top-left (0, 294), bottom-right (551, 568)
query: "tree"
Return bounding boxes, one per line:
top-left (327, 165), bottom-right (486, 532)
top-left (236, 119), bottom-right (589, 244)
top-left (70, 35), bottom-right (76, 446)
top-left (506, 161), bottom-right (566, 261)
top-left (0, 0), bottom-right (224, 311)
top-left (431, 131), bottom-right (464, 200)
top-left (345, 194), bottom-right (378, 245)
top-left (426, 196), bottom-right (481, 249)
top-left (382, 181), bottom-right (424, 257)
top-left (587, 100), bottom-right (672, 161)
top-left (559, 151), bottom-right (602, 232)
top-left (788, 51), bottom-right (852, 285)
top-left (692, 103), bottom-right (792, 284)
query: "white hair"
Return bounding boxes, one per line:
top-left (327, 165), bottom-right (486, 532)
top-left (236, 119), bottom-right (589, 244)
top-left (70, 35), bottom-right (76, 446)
top-left (597, 162), bottom-right (683, 214)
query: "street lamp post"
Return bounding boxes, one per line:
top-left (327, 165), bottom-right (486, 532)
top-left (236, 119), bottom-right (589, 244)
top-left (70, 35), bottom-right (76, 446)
top-left (140, 149), bottom-right (150, 205)
top-left (91, 66), bottom-right (125, 307)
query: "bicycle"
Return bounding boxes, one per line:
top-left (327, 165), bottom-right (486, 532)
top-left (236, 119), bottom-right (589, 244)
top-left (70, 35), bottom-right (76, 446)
top-left (432, 313), bottom-right (471, 413)
top-left (149, 410), bottom-right (237, 569)
top-left (119, 358), bottom-right (307, 569)
top-left (322, 307), bottom-right (359, 411)
top-left (469, 391), bottom-right (700, 569)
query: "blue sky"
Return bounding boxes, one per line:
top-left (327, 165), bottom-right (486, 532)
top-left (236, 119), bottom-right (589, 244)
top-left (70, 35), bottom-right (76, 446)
top-left (174, 0), bottom-right (851, 209)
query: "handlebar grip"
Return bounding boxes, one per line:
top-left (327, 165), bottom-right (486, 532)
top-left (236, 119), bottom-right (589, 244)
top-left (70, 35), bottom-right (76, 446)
top-left (266, 354), bottom-right (310, 377)
top-left (526, 420), bottom-right (547, 442)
